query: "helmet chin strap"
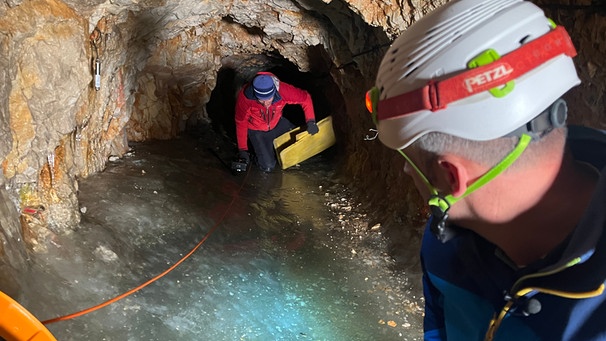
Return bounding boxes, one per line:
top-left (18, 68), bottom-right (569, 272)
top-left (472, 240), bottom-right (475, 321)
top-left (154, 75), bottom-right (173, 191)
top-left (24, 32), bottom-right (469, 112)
top-left (398, 133), bottom-right (532, 242)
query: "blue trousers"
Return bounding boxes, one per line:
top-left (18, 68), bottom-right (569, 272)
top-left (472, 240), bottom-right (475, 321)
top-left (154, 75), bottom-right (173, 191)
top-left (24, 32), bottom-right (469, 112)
top-left (248, 117), bottom-right (295, 171)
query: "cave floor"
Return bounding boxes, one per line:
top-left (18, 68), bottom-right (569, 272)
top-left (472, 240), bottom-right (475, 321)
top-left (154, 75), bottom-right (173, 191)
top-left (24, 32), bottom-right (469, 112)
top-left (18, 130), bottom-right (424, 341)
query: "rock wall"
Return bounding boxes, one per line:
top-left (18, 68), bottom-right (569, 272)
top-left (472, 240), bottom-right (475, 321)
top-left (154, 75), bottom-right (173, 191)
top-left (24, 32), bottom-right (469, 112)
top-left (0, 0), bottom-right (416, 264)
top-left (0, 0), bottom-right (91, 251)
top-left (539, 2), bottom-right (606, 130)
top-left (0, 0), bottom-right (604, 269)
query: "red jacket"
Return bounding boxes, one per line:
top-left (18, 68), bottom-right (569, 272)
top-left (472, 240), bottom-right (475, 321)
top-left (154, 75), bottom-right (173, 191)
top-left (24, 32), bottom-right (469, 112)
top-left (235, 72), bottom-right (315, 151)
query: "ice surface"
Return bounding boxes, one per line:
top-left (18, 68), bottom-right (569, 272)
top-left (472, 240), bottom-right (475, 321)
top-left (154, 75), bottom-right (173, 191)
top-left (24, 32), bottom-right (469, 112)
top-left (5, 135), bottom-right (424, 340)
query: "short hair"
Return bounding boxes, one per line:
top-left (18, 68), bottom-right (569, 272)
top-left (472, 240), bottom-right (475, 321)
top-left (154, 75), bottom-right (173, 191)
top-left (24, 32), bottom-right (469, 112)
top-left (413, 127), bottom-right (567, 170)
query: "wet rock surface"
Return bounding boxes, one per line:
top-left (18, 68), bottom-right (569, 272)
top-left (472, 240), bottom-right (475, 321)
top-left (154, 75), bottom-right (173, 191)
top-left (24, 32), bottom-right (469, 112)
top-left (14, 129), bottom-right (424, 340)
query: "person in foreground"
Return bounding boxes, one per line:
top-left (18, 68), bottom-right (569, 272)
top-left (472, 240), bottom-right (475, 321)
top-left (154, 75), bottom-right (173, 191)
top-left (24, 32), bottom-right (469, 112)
top-left (366, 0), bottom-right (606, 340)
top-left (233, 72), bottom-right (318, 172)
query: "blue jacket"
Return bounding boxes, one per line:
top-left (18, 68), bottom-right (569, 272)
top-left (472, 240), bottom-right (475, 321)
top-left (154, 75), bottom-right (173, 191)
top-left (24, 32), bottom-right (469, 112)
top-left (421, 126), bottom-right (606, 340)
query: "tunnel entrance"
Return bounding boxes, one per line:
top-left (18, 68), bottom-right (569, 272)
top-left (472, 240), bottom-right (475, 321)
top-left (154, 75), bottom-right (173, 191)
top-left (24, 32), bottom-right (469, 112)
top-left (205, 50), bottom-right (345, 158)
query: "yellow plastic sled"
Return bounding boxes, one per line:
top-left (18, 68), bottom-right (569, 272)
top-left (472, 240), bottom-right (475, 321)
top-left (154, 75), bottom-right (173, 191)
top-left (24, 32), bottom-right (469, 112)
top-left (273, 116), bottom-right (336, 170)
top-left (0, 291), bottom-right (57, 341)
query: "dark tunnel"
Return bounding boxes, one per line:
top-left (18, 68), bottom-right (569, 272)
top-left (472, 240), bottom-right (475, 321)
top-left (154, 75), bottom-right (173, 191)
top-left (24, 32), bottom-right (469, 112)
top-left (205, 49), bottom-right (346, 164)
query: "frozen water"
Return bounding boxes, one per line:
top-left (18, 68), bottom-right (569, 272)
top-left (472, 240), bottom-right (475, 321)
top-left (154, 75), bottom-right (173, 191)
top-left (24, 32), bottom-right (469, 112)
top-left (6, 134), bottom-right (424, 340)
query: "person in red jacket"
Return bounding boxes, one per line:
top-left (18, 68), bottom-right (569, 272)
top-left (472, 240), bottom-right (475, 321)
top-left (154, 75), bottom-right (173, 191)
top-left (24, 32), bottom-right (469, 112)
top-left (233, 72), bottom-right (318, 172)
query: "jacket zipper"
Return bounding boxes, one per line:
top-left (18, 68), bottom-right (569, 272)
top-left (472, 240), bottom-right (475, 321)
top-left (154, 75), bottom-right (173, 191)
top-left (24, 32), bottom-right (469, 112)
top-left (259, 107), bottom-right (271, 130)
top-left (266, 108), bottom-right (271, 131)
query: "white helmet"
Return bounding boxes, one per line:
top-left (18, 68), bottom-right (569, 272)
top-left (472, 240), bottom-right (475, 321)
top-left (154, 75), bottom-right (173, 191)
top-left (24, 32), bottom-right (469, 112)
top-left (371, 0), bottom-right (580, 150)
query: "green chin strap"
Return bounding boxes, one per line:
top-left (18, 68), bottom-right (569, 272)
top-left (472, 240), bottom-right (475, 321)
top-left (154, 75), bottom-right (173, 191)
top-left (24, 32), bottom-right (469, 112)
top-left (398, 133), bottom-right (532, 242)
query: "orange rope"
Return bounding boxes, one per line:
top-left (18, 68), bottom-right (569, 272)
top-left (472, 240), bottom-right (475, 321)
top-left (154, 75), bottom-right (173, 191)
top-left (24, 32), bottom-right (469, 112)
top-left (42, 170), bottom-right (249, 325)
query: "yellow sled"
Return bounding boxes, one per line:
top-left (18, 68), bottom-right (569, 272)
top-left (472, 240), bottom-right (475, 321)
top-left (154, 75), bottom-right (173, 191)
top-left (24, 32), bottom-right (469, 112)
top-left (0, 291), bottom-right (57, 341)
top-left (273, 116), bottom-right (336, 170)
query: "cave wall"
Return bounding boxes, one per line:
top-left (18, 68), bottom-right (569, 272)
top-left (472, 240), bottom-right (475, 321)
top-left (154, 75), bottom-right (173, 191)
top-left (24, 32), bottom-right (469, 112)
top-left (539, 2), bottom-right (606, 130)
top-left (0, 0), bottom-right (91, 254)
top-left (0, 0), bottom-right (604, 268)
top-left (0, 0), bottom-right (433, 262)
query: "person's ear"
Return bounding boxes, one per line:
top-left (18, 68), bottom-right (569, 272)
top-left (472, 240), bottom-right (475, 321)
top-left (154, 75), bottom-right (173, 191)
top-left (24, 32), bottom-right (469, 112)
top-left (437, 156), bottom-right (469, 198)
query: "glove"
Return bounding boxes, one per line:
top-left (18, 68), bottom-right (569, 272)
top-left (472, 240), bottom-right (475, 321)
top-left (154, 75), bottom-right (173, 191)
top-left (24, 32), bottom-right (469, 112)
top-left (306, 120), bottom-right (319, 135)
top-left (231, 150), bottom-right (250, 173)
top-left (237, 150), bottom-right (250, 164)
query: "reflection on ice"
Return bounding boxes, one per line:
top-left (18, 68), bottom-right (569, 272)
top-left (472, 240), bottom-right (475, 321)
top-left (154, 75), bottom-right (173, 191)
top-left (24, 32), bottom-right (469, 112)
top-left (7, 135), bottom-right (424, 340)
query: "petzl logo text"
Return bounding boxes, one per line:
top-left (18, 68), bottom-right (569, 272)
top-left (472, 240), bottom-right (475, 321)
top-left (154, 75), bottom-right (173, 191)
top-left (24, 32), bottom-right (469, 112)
top-left (464, 64), bottom-right (514, 93)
